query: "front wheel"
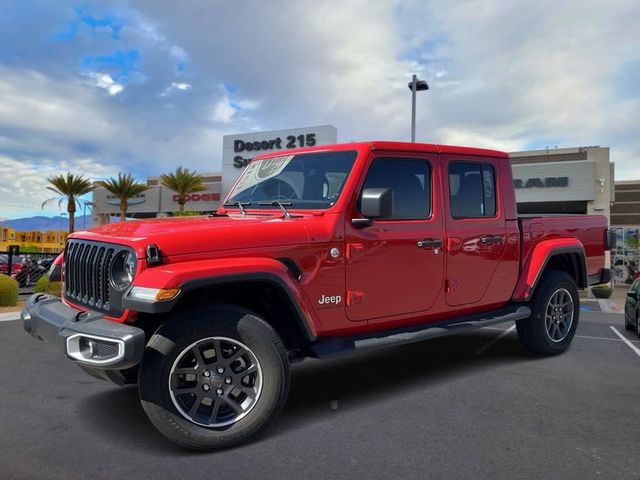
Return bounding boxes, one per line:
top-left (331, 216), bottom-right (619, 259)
top-left (516, 270), bottom-right (579, 355)
top-left (138, 305), bottom-right (290, 450)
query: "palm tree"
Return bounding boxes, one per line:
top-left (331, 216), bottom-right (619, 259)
top-left (43, 173), bottom-right (94, 233)
top-left (95, 173), bottom-right (149, 221)
top-left (160, 166), bottom-right (207, 212)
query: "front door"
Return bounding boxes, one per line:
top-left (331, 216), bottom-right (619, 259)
top-left (345, 155), bottom-right (445, 321)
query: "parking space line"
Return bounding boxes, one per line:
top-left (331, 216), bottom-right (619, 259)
top-left (610, 326), bottom-right (640, 358)
top-left (483, 326), bottom-right (640, 344)
top-left (475, 324), bottom-right (516, 355)
top-left (576, 334), bottom-right (639, 343)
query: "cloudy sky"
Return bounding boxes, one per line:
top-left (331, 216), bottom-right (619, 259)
top-left (0, 0), bottom-right (639, 219)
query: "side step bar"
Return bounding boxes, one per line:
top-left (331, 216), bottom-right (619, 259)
top-left (310, 305), bottom-right (531, 358)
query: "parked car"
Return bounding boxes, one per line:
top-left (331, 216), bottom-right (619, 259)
top-left (624, 276), bottom-right (640, 335)
top-left (23, 141), bottom-right (612, 449)
top-left (0, 255), bottom-right (23, 277)
top-left (13, 256), bottom-right (55, 287)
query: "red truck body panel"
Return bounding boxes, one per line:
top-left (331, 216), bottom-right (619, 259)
top-left (63, 141), bottom-right (608, 339)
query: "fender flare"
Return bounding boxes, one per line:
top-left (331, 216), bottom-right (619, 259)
top-left (123, 257), bottom-right (318, 341)
top-left (512, 238), bottom-right (587, 301)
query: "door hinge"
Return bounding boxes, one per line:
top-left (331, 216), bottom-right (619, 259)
top-left (347, 291), bottom-right (365, 306)
top-left (445, 279), bottom-right (460, 293)
top-left (346, 243), bottom-right (365, 260)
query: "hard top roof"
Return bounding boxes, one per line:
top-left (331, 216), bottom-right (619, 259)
top-left (253, 141), bottom-right (509, 159)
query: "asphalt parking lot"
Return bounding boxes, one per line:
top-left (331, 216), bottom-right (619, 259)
top-left (1, 310), bottom-right (639, 480)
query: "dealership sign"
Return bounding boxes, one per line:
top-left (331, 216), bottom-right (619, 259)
top-left (511, 160), bottom-right (595, 203)
top-left (173, 193), bottom-right (220, 202)
top-left (513, 177), bottom-right (569, 189)
top-left (222, 125), bottom-right (337, 197)
top-left (105, 194), bottom-right (147, 206)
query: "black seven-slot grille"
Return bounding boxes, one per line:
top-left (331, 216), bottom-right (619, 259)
top-left (64, 239), bottom-right (129, 316)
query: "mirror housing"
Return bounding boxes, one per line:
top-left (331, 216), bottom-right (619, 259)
top-left (352, 188), bottom-right (394, 227)
top-left (627, 290), bottom-right (638, 300)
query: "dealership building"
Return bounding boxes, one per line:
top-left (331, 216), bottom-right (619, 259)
top-left (91, 173), bottom-right (223, 225)
top-left (91, 127), bottom-right (638, 285)
top-left (509, 146), bottom-right (614, 217)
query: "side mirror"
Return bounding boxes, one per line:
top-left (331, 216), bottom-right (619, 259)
top-left (627, 290), bottom-right (638, 300)
top-left (352, 188), bottom-right (393, 227)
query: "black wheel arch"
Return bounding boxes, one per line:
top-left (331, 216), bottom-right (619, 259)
top-left (529, 246), bottom-right (588, 298)
top-left (138, 273), bottom-right (317, 357)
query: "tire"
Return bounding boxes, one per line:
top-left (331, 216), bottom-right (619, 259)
top-left (516, 270), bottom-right (579, 355)
top-left (626, 311), bottom-right (637, 331)
top-left (138, 305), bottom-right (290, 450)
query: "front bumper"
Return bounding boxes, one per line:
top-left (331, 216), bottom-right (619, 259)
top-left (23, 294), bottom-right (145, 369)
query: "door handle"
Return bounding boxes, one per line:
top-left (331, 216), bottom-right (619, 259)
top-left (417, 239), bottom-right (443, 249)
top-left (480, 235), bottom-right (503, 245)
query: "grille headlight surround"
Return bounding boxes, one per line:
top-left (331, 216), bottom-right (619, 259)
top-left (111, 251), bottom-right (137, 290)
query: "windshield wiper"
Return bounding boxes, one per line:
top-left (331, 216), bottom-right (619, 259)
top-left (223, 201), bottom-right (251, 215)
top-left (258, 201), bottom-right (300, 219)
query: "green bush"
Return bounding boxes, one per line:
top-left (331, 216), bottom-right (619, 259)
top-left (172, 210), bottom-right (201, 216)
top-left (34, 275), bottom-right (50, 293)
top-left (34, 276), bottom-right (62, 297)
top-left (49, 281), bottom-right (62, 297)
top-left (0, 274), bottom-right (19, 306)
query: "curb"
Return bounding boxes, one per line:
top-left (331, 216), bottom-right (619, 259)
top-left (0, 311), bottom-right (21, 322)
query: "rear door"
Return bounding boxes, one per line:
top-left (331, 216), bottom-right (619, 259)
top-left (344, 154), bottom-right (445, 321)
top-left (443, 157), bottom-right (507, 306)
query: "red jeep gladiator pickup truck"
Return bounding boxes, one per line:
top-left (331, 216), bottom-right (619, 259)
top-left (23, 141), bottom-right (612, 449)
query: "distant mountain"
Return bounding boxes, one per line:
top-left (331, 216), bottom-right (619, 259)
top-left (0, 215), bottom-right (92, 232)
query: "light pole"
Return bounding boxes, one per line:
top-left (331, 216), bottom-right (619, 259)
top-left (408, 74), bottom-right (429, 142)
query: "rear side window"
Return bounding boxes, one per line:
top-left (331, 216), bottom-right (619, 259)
top-left (359, 158), bottom-right (431, 220)
top-left (448, 162), bottom-right (497, 218)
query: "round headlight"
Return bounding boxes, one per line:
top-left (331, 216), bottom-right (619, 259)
top-left (111, 251), bottom-right (136, 290)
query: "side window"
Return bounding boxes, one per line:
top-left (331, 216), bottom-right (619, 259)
top-left (359, 158), bottom-right (431, 220)
top-left (448, 162), bottom-right (497, 218)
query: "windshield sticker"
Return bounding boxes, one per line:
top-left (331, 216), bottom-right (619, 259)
top-left (230, 155), bottom-right (294, 195)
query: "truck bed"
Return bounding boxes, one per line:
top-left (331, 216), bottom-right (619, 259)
top-left (518, 214), bottom-right (608, 280)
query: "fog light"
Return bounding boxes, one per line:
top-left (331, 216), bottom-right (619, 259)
top-left (66, 334), bottom-right (124, 365)
top-left (79, 337), bottom-right (95, 359)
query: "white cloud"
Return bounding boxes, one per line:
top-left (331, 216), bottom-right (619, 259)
top-left (86, 72), bottom-right (124, 95)
top-left (2, 0), bottom-right (640, 221)
top-left (169, 45), bottom-right (188, 61)
top-left (161, 81), bottom-right (191, 96)
top-left (211, 95), bottom-right (236, 123)
top-left (0, 155), bottom-right (120, 218)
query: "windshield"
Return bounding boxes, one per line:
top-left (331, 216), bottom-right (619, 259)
top-left (226, 150), bottom-right (357, 209)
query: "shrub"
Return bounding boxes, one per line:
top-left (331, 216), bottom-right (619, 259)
top-left (34, 276), bottom-right (62, 297)
top-left (34, 275), bottom-right (50, 293)
top-left (0, 274), bottom-right (19, 306)
top-left (172, 210), bottom-right (201, 216)
top-left (49, 281), bottom-right (62, 297)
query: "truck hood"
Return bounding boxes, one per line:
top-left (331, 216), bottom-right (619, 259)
top-left (72, 214), bottom-right (311, 257)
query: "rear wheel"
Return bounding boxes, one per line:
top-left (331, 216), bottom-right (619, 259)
top-left (516, 270), bottom-right (579, 355)
top-left (626, 311), bottom-right (637, 331)
top-left (139, 305), bottom-right (289, 450)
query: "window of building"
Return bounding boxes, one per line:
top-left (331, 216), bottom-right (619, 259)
top-left (448, 162), bottom-right (496, 218)
top-left (359, 158), bottom-right (431, 220)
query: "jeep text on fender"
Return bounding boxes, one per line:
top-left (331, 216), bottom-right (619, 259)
top-left (23, 141), bottom-right (612, 450)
